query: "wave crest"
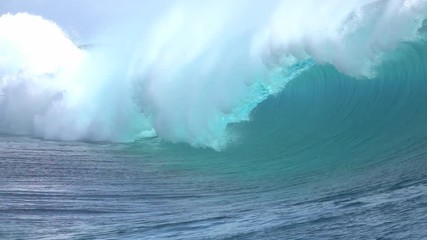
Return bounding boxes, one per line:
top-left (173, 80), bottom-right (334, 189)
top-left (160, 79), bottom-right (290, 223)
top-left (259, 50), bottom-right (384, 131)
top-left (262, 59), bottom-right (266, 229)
top-left (1, 1), bottom-right (427, 149)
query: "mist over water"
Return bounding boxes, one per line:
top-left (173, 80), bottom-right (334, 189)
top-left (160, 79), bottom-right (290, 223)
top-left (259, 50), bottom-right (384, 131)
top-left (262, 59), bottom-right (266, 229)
top-left (0, 0), bottom-right (427, 150)
top-left (2, 1), bottom-right (427, 239)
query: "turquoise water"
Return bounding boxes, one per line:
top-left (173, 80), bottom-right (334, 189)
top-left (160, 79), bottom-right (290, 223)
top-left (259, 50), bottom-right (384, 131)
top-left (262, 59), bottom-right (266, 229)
top-left (1, 43), bottom-right (427, 238)
top-left (1, 1), bottom-right (427, 239)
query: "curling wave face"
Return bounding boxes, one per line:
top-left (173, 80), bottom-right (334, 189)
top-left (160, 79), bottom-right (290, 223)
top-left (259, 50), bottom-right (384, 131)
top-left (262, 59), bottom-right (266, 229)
top-left (1, 0), bottom-right (427, 150)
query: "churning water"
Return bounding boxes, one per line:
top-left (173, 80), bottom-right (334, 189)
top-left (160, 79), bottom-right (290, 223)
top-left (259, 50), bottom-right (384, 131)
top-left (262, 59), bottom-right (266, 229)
top-left (1, 1), bottom-right (427, 239)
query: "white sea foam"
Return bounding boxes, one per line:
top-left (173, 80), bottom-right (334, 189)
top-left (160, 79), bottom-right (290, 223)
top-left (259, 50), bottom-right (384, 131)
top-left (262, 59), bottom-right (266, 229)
top-left (1, 0), bottom-right (426, 149)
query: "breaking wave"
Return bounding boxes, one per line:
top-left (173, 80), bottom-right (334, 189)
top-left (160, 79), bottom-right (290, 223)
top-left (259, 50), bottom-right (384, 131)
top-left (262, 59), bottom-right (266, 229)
top-left (1, 0), bottom-right (427, 150)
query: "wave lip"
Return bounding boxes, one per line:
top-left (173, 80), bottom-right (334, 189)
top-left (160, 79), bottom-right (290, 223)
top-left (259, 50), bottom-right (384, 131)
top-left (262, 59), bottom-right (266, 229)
top-left (1, 1), bottom-right (427, 149)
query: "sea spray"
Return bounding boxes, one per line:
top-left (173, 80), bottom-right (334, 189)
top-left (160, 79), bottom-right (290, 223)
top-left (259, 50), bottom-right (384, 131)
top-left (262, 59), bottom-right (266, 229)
top-left (1, 0), bottom-right (427, 149)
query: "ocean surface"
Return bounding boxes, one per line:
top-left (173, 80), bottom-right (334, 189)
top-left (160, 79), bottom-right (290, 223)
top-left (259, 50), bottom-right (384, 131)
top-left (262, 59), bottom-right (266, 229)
top-left (1, 1), bottom-right (427, 239)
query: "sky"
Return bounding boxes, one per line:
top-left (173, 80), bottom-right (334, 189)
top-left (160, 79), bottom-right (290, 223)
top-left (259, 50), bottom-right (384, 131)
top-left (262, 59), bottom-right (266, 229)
top-left (0, 0), bottom-right (281, 42)
top-left (0, 0), bottom-right (168, 41)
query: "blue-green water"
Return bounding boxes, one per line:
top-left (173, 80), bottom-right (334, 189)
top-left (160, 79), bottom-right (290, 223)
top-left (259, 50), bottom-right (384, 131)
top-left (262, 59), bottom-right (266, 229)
top-left (1, 43), bottom-right (427, 239)
top-left (1, 132), bottom-right (426, 239)
top-left (2, 1), bottom-right (427, 239)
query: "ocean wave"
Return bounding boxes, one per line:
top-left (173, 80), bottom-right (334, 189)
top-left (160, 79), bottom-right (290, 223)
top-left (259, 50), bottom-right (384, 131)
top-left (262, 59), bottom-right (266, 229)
top-left (1, 0), bottom-right (427, 150)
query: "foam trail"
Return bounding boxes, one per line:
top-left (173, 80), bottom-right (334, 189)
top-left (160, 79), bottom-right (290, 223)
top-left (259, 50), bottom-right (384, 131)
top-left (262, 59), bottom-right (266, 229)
top-left (1, 0), bottom-right (427, 149)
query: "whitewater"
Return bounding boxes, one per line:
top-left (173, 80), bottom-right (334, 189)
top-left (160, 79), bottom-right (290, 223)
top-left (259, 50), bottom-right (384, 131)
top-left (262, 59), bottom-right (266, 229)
top-left (1, 0), bottom-right (426, 149)
top-left (1, 0), bottom-right (427, 239)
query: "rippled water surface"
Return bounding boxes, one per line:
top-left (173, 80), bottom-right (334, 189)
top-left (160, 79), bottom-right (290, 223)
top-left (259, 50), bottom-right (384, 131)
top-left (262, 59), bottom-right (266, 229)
top-left (1, 133), bottom-right (426, 239)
